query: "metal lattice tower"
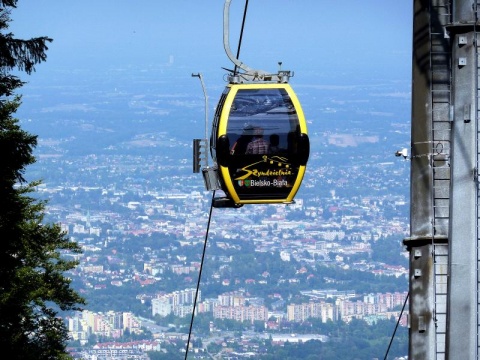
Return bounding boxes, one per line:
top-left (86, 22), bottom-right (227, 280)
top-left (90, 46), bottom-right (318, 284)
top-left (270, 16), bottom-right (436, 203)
top-left (406, 0), bottom-right (480, 358)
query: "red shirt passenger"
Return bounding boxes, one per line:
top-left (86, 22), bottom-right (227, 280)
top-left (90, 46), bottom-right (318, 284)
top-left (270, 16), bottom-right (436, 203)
top-left (245, 127), bottom-right (269, 154)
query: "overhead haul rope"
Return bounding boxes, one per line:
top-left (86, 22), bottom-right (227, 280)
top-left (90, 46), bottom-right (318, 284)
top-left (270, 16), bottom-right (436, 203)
top-left (233, 0), bottom-right (249, 76)
top-left (382, 291), bottom-right (409, 360)
top-left (184, 191), bottom-right (216, 360)
top-left (185, 2), bottom-right (249, 358)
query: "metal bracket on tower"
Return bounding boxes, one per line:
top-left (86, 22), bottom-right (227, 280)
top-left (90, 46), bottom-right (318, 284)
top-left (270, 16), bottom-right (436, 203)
top-left (410, 140), bottom-right (451, 164)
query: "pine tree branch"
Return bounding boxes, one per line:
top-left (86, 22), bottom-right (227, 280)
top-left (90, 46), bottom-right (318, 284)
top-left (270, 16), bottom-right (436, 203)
top-left (0, 1), bottom-right (17, 8)
top-left (0, 34), bottom-right (52, 74)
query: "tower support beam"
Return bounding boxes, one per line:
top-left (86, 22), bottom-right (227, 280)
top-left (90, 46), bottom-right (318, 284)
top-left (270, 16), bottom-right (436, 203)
top-left (407, 0), bottom-right (480, 358)
top-left (446, 0), bottom-right (478, 357)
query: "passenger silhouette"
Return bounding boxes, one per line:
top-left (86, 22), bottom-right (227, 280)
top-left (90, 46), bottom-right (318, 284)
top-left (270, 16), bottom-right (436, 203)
top-left (245, 127), bottom-right (269, 154)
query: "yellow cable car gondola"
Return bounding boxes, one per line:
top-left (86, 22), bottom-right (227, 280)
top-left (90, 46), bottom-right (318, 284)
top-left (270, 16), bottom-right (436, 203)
top-left (211, 82), bottom-right (309, 207)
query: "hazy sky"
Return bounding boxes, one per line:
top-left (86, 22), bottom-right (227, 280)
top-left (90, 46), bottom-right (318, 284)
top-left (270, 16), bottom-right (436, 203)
top-left (11, 1), bottom-right (412, 77)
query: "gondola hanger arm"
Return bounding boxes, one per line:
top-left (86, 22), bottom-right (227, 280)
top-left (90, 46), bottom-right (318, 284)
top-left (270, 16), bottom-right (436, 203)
top-left (223, 0), bottom-right (267, 77)
top-left (223, 0), bottom-right (292, 83)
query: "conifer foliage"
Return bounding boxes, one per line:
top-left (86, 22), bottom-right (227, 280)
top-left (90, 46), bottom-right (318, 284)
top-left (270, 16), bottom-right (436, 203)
top-left (0, 1), bottom-right (85, 359)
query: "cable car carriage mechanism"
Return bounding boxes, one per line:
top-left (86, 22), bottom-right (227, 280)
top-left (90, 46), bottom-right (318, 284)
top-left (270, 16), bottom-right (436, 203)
top-left (193, 0), bottom-right (310, 208)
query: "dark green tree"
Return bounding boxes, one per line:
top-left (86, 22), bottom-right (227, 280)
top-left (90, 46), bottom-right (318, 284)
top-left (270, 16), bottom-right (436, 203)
top-left (0, 1), bottom-right (85, 359)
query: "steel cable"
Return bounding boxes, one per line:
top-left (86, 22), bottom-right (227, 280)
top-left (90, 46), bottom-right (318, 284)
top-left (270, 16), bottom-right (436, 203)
top-left (184, 190), bottom-right (216, 359)
top-left (186, 1), bottom-right (249, 357)
top-left (383, 292), bottom-right (409, 360)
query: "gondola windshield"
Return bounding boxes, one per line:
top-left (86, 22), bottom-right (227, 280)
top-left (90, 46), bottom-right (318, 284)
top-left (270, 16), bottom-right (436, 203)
top-left (214, 83), bottom-right (309, 205)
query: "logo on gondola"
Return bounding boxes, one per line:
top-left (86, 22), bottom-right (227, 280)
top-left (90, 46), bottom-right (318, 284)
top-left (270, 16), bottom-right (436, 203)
top-left (237, 179), bottom-right (252, 187)
top-left (235, 156), bottom-right (294, 187)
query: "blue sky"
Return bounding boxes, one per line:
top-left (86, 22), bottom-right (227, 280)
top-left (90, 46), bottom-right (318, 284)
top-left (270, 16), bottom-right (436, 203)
top-left (11, 1), bottom-right (412, 78)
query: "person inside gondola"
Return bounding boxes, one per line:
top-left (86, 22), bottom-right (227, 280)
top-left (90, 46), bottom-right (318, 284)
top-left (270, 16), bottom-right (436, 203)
top-left (269, 134), bottom-right (281, 154)
top-left (245, 127), bottom-right (269, 154)
top-left (230, 124), bottom-right (254, 155)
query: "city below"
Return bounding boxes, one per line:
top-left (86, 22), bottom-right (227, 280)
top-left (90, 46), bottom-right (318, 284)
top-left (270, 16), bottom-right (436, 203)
top-left (18, 60), bottom-right (412, 359)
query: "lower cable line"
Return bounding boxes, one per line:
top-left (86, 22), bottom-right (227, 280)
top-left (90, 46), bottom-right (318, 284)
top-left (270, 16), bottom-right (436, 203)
top-left (184, 190), bottom-right (216, 359)
top-left (185, 2), bottom-right (249, 356)
top-left (383, 291), bottom-right (409, 360)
